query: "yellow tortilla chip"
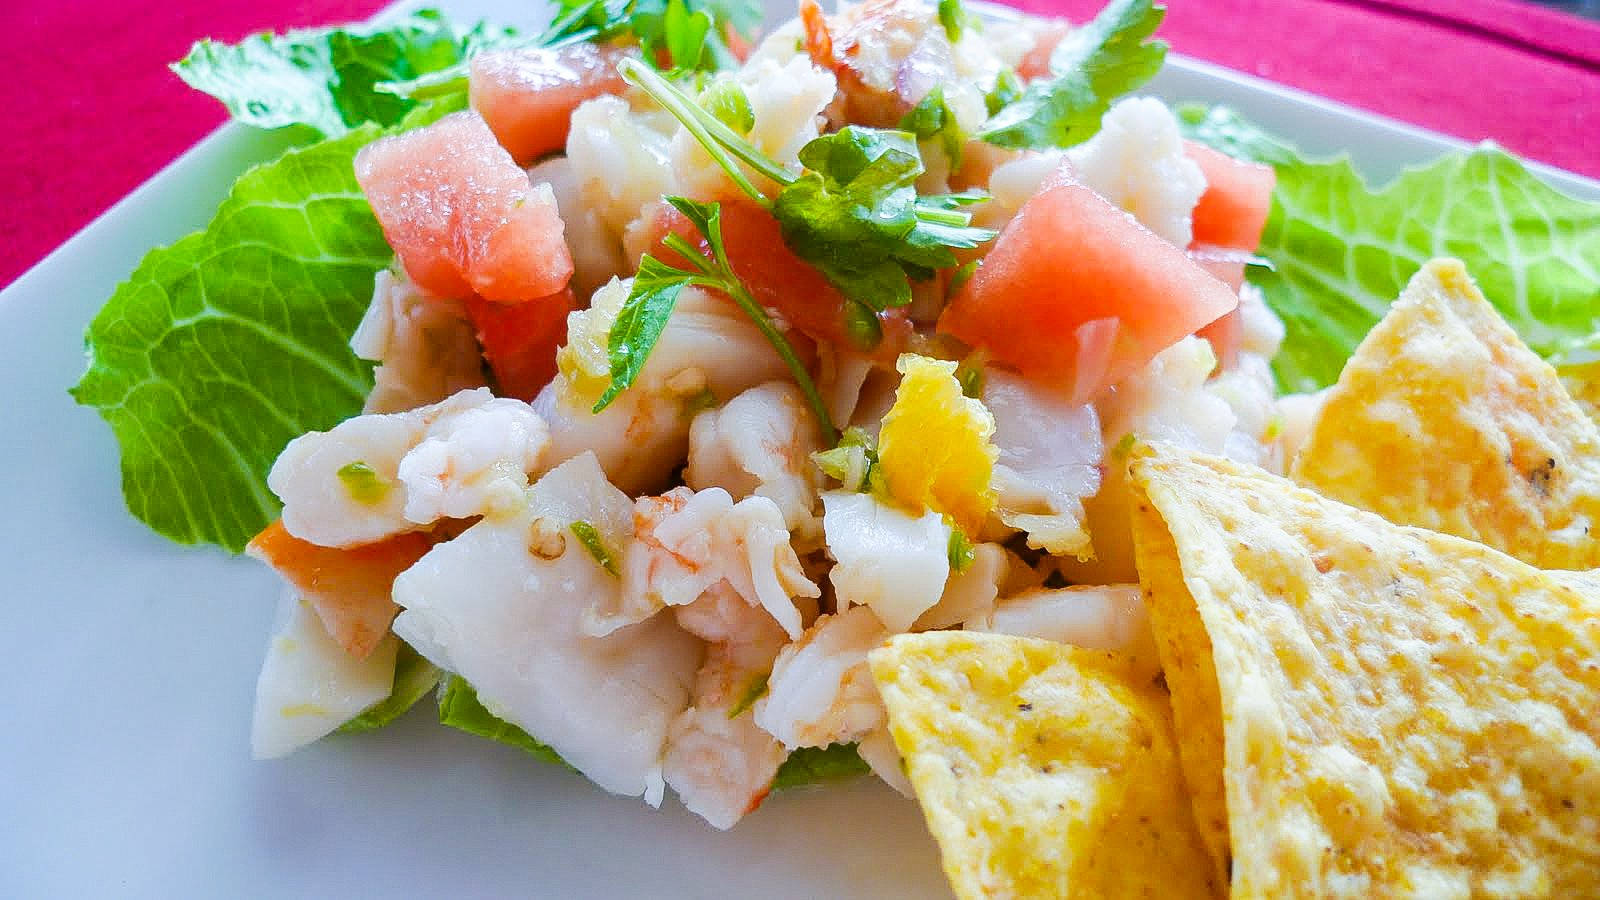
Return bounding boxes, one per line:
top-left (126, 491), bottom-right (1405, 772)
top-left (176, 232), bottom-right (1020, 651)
top-left (869, 631), bottom-right (1218, 900)
top-left (1290, 258), bottom-right (1600, 570)
top-left (1560, 360), bottom-right (1600, 425)
top-left (1130, 442), bottom-right (1600, 897)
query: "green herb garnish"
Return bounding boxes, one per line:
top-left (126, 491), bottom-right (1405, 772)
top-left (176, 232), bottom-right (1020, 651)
top-left (336, 461), bottom-right (389, 505)
top-left (569, 520), bottom-right (621, 575)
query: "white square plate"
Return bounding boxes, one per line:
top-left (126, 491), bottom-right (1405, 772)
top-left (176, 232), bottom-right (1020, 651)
top-left (3, 2), bottom-right (1596, 897)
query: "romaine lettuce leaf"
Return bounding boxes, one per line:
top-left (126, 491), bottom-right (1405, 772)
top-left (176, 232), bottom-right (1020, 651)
top-left (437, 676), bottom-right (567, 766)
top-left (1181, 105), bottom-right (1600, 391)
top-left (71, 97), bottom-right (466, 553)
top-left (339, 642), bottom-right (441, 733)
top-left (172, 10), bottom-right (511, 137)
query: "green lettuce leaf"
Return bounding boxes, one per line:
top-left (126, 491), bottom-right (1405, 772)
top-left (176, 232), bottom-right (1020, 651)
top-left (772, 743), bottom-right (871, 789)
top-left (1181, 105), bottom-right (1600, 391)
top-left (71, 97), bottom-right (466, 552)
top-left (437, 676), bottom-right (567, 766)
top-left (172, 9), bottom-right (510, 137)
top-left (339, 642), bottom-right (442, 733)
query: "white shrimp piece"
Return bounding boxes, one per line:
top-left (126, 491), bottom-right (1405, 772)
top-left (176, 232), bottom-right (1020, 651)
top-left (605, 488), bottom-right (819, 638)
top-left (350, 269), bottom-right (485, 414)
top-left (912, 542), bottom-right (1010, 630)
top-left (251, 591), bottom-right (398, 759)
top-left (821, 491), bottom-right (950, 633)
top-left (755, 605), bottom-right (890, 750)
top-left (672, 57), bottom-right (837, 199)
top-left (392, 453), bottom-right (701, 805)
top-left (540, 283), bottom-right (792, 493)
top-left (527, 155), bottom-right (626, 303)
top-left (567, 96), bottom-right (676, 240)
top-left (397, 396), bottom-right (550, 523)
top-left (269, 407), bottom-right (423, 547)
top-left (968, 584), bottom-right (1160, 683)
top-left (817, 346), bottom-right (878, 429)
top-left (983, 370), bottom-right (1104, 557)
top-left (663, 591), bottom-right (791, 829)
top-left (686, 382), bottom-right (825, 546)
top-left (1067, 97), bottom-right (1207, 248)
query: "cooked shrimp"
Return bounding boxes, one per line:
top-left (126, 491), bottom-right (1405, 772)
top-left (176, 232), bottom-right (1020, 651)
top-left (686, 382), bottom-right (826, 547)
top-left (967, 584), bottom-right (1161, 683)
top-left (269, 388), bottom-right (548, 548)
top-left (663, 586), bottom-right (791, 829)
top-left (599, 487), bottom-right (820, 638)
top-left (755, 604), bottom-right (890, 750)
top-left (350, 269), bottom-right (485, 414)
top-left (392, 453), bottom-right (703, 806)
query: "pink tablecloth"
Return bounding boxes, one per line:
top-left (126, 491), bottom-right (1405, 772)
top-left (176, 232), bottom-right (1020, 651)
top-left (4, 0), bottom-right (1597, 287)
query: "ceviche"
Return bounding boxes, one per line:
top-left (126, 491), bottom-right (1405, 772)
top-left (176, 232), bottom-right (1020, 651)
top-left (73, 0), bottom-right (1600, 893)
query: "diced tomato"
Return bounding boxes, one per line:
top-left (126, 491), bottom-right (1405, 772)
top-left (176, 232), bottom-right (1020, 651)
top-left (355, 111), bottom-right (574, 302)
top-left (1185, 141), bottom-right (1276, 252)
top-left (465, 288), bottom-right (577, 401)
top-left (799, 0), bottom-right (836, 66)
top-left (938, 166), bottom-right (1239, 402)
top-left (649, 195), bottom-right (912, 359)
top-left (1017, 20), bottom-right (1070, 80)
top-left (1187, 244), bottom-right (1250, 294)
top-left (247, 520), bottom-right (434, 660)
top-left (469, 43), bottom-right (628, 166)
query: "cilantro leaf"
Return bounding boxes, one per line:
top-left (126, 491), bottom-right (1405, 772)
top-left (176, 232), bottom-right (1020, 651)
top-left (979, 0), bottom-right (1166, 150)
top-left (70, 98), bottom-right (466, 552)
top-left (899, 86), bottom-right (964, 171)
top-left (438, 676), bottom-right (568, 766)
top-left (545, 0), bottom-right (760, 72)
top-left (1181, 105), bottom-right (1600, 391)
top-left (595, 256), bottom-right (690, 412)
top-left (172, 10), bottom-right (508, 137)
top-left (937, 0), bottom-right (974, 42)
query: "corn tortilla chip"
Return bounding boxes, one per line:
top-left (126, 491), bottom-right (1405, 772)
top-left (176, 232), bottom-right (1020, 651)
top-left (1131, 442), bottom-right (1600, 897)
top-left (1560, 360), bottom-right (1600, 426)
top-left (1290, 258), bottom-right (1600, 570)
top-left (870, 631), bottom-right (1218, 900)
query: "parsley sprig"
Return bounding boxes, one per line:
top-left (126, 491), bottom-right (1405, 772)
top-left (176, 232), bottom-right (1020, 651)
top-left (595, 197), bottom-right (840, 444)
top-left (620, 58), bottom-right (996, 328)
top-left (979, 0), bottom-right (1167, 150)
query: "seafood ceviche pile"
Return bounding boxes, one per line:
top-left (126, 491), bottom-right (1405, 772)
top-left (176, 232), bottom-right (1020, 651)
top-left (74, 0), bottom-right (1600, 893)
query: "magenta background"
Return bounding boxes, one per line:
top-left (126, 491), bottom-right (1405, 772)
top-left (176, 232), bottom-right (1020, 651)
top-left (3, 0), bottom-right (1597, 287)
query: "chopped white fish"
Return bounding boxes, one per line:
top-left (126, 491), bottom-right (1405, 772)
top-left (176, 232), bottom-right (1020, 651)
top-left (1235, 282), bottom-right (1287, 360)
top-left (821, 491), bottom-right (951, 634)
top-left (663, 593), bottom-right (790, 829)
top-left (539, 284), bottom-right (792, 494)
top-left (251, 591), bottom-right (398, 760)
top-left (270, 388), bottom-right (550, 547)
top-left (755, 605), bottom-right (889, 750)
top-left (816, 347), bottom-right (878, 429)
top-left (912, 542), bottom-right (1010, 630)
top-left (686, 382), bottom-right (825, 547)
top-left (350, 269), bottom-right (484, 414)
top-left (1067, 97), bottom-right (1207, 247)
top-left (967, 584), bottom-right (1160, 682)
top-left (602, 487), bottom-right (819, 638)
top-left (972, 150), bottom-right (1066, 232)
top-left (1206, 350), bottom-right (1283, 471)
top-left (1277, 387), bottom-right (1331, 465)
top-left (983, 369), bottom-right (1104, 557)
top-left (391, 453), bottom-right (702, 804)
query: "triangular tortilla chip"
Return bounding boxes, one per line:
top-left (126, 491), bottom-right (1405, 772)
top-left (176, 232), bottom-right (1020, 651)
top-left (869, 632), bottom-right (1218, 900)
top-left (1290, 258), bottom-right (1600, 571)
top-left (1561, 360), bottom-right (1600, 425)
top-left (1130, 442), bottom-right (1600, 897)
